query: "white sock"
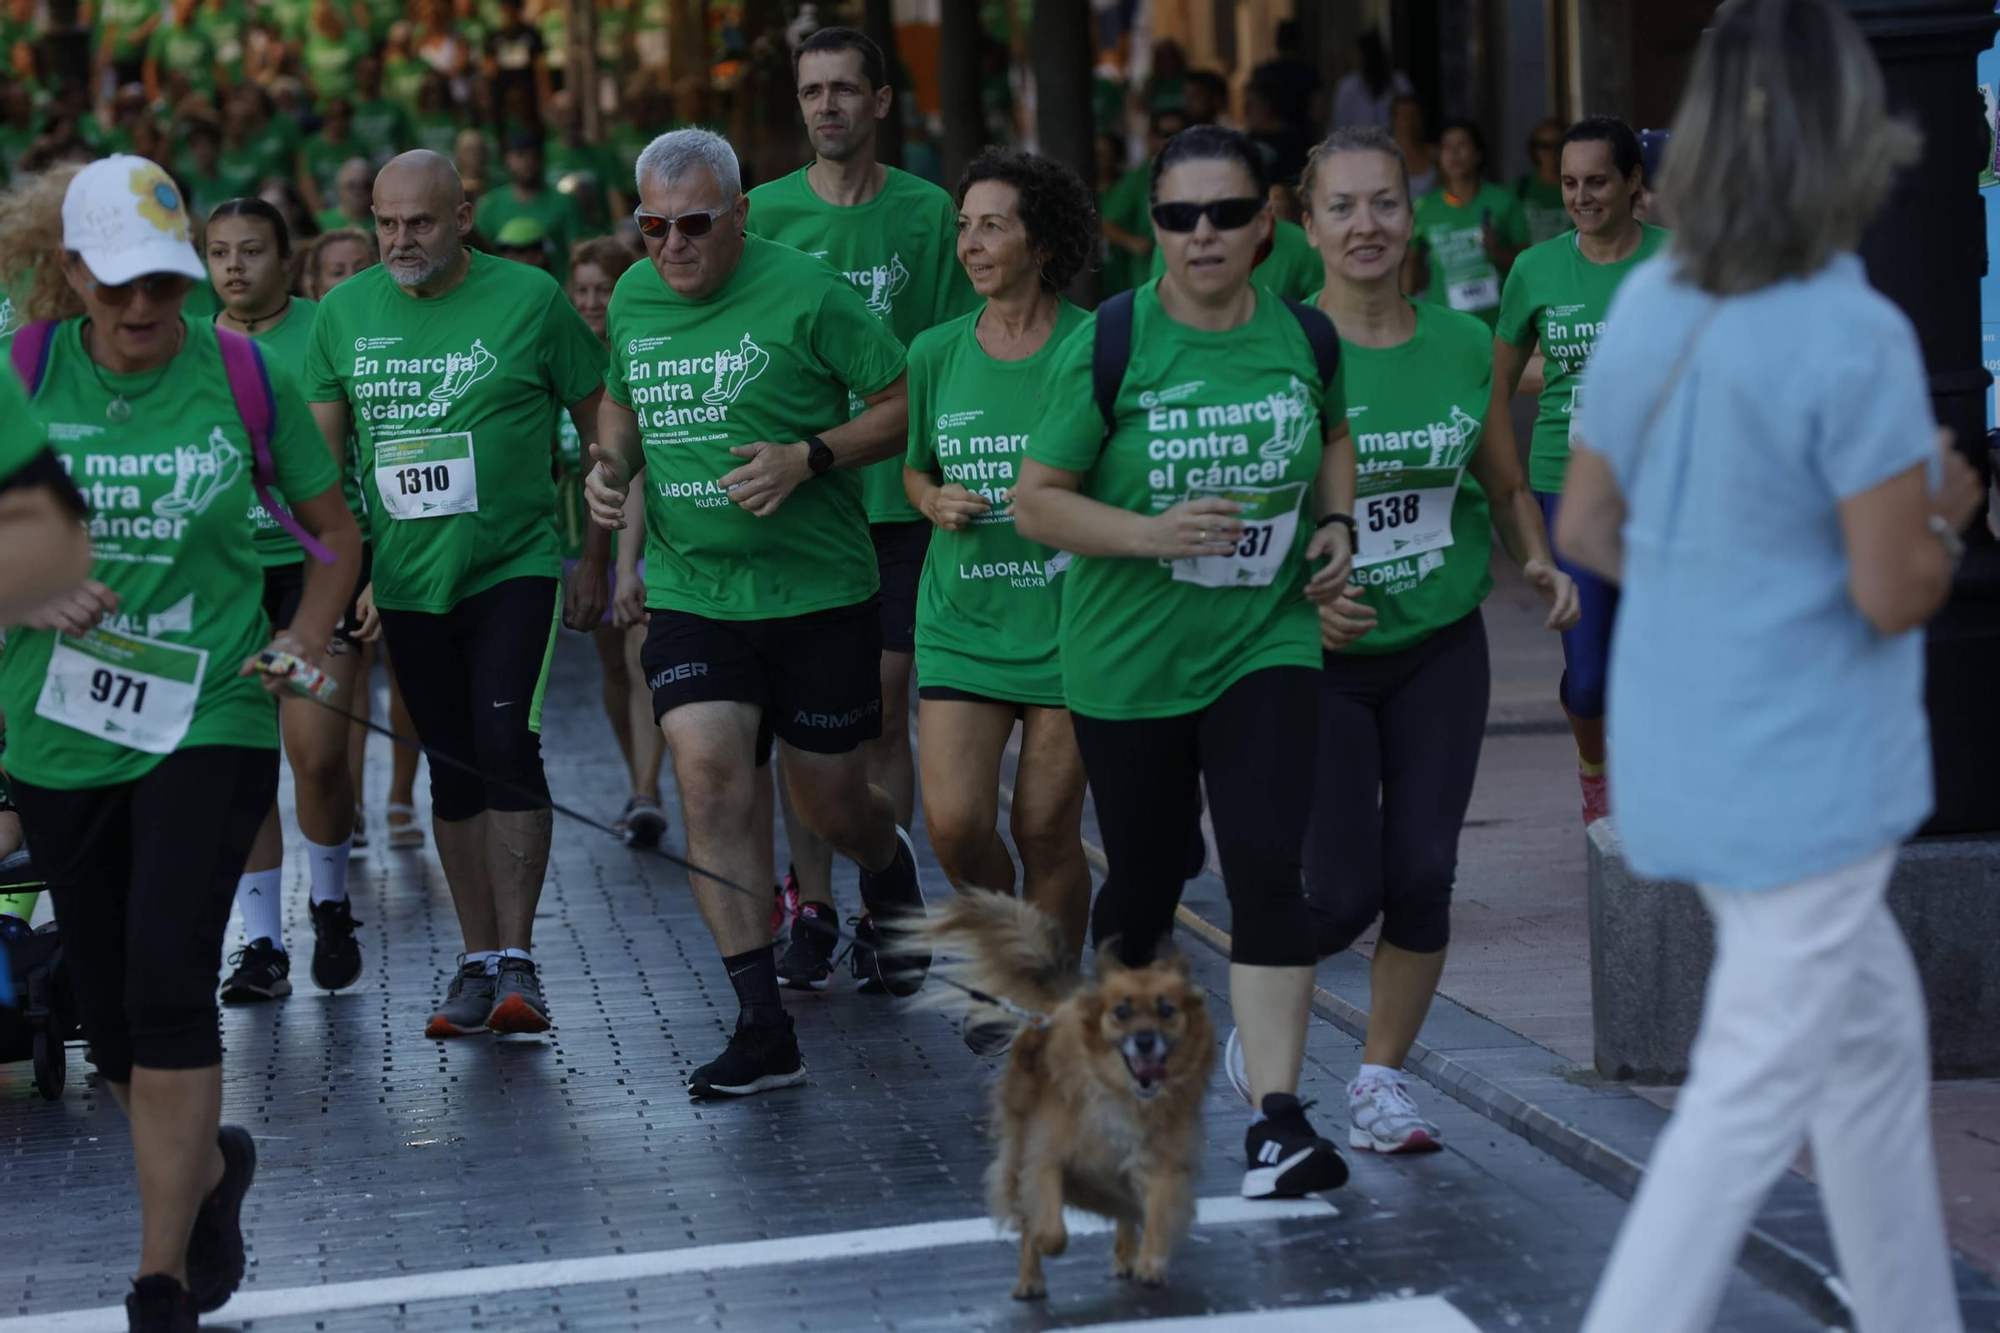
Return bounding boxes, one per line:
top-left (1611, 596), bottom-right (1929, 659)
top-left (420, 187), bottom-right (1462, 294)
top-left (1354, 1062), bottom-right (1399, 1091)
top-left (305, 835), bottom-right (352, 906)
top-left (498, 947), bottom-right (532, 963)
top-left (236, 869), bottom-right (285, 951)
top-left (467, 949), bottom-right (502, 974)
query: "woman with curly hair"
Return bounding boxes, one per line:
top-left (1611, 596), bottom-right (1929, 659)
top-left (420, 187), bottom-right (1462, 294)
top-left (900, 150), bottom-right (1097, 1039)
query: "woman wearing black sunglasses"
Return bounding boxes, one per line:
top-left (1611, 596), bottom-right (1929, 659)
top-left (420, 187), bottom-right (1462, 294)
top-left (1014, 124), bottom-right (1355, 1202)
top-left (0, 155), bottom-right (361, 1331)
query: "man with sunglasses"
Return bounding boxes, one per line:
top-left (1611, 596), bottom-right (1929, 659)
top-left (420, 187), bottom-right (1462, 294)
top-left (584, 128), bottom-right (928, 1098)
top-left (743, 27), bottom-right (976, 987)
top-left (301, 150), bottom-right (607, 1041)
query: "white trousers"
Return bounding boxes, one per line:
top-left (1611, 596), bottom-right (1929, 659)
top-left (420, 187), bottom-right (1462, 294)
top-left (1582, 847), bottom-right (1962, 1333)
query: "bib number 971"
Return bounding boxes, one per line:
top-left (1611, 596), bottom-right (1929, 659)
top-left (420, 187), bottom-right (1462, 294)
top-left (1367, 494), bottom-right (1423, 532)
top-left (89, 669), bottom-right (149, 714)
top-left (394, 464), bottom-right (454, 496)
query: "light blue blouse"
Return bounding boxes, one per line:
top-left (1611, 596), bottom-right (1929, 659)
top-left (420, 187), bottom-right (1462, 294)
top-left (1576, 252), bottom-right (1937, 891)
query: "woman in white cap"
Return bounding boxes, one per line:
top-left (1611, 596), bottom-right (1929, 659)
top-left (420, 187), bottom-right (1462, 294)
top-left (0, 156), bottom-right (362, 1332)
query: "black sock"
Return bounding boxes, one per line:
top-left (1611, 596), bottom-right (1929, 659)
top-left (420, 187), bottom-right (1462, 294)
top-left (723, 945), bottom-right (783, 1014)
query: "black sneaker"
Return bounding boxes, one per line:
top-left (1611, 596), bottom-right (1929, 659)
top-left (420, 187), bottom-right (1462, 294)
top-left (485, 956), bottom-right (551, 1034)
top-left (125, 1274), bottom-right (196, 1332)
top-left (308, 897), bottom-right (364, 991)
top-left (220, 939), bottom-right (291, 1004)
top-left (852, 827), bottom-right (930, 995)
top-left (186, 1123), bottom-right (255, 1313)
top-left (1243, 1093), bottom-right (1349, 1199)
top-left (776, 901), bottom-right (838, 990)
top-left (688, 1008), bottom-right (807, 1098)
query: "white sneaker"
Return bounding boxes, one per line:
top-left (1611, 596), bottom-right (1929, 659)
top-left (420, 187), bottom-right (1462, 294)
top-left (1347, 1070), bottom-right (1443, 1154)
top-left (1223, 1027), bottom-right (1254, 1108)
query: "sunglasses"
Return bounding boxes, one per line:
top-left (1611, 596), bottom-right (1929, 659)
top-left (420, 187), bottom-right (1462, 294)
top-left (87, 272), bottom-right (194, 306)
top-left (632, 200), bottom-right (737, 240)
top-left (1150, 197), bottom-right (1265, 233)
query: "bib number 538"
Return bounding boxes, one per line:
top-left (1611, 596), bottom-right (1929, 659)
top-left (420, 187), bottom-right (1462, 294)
top-left (1367, 494), bottom-right (1422, 531)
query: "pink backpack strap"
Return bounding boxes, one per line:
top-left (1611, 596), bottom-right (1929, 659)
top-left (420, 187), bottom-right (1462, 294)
top-left (213, 327), bottom-right (335, 565)
top-left (8, 320), bottom-right (55, 396)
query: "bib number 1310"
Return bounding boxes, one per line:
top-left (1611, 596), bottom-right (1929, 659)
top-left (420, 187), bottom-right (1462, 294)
top-left (393, 463), bottom-right (455, 497)
top-left (374, 431), bottom-right (480, 519)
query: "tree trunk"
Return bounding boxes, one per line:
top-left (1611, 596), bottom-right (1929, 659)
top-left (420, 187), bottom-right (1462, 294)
top-left (568, 0), bottom-right (600, 142)
top-left (1033, 0), bottom-right (1099, 305)
top-left (940, 1), bottom-right (984, 189)
top-left (863, 0), bottom-right (903, 169)
top-left (670, 0), bottom-right (706, 88)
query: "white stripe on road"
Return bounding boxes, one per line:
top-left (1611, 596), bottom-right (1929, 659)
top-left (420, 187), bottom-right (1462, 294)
top-left (1068, 1300), bottom-right (1481, 1332)
top-left (0, 1194), bottom-right (1338, 1332)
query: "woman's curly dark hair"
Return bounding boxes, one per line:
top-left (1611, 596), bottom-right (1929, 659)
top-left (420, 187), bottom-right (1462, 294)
top-left (954, 148), bottom-right (1098, 293)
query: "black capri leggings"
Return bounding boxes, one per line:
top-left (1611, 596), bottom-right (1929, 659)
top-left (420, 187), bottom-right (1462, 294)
top-left (378, 576), bottom-right (559, 822)
top-left (1306, 611), bottom-right (1490, 958)
top-left (13, 746), bottom-right (278, 1082)
top-left (1070, 666), bottom-right (1319, 968)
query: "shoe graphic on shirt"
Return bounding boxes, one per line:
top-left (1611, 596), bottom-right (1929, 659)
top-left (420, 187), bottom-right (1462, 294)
top-left (153, 426), bottom-right (245, 518)
top-left (702, 333), bottom-right (769, 406)
top-left (859, 252), bottom-right (909, 315)
top-left (1259, 375), bottom-right (1315, 461)
top-left (1442, 404), bottom-right (1484, 465)
top-left (429, 339), bottom-right (498, 402)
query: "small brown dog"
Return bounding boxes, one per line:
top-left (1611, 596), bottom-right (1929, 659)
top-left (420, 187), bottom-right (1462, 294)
top-left (906, 890), bottom-right (1214, 1299)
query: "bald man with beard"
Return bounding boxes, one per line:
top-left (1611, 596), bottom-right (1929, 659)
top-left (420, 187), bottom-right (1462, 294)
top-left (300, 151), bottom-right (610, 1039)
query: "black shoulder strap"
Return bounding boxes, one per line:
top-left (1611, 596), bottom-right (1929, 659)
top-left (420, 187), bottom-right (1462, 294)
top-left (1092, 290), bottom-right (1137, 440)
top-left (1283, 298), bottom-right (1341, 390)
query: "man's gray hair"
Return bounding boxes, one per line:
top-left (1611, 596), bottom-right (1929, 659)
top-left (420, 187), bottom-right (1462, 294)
top-left (635, 129), bottom-right (742, 199)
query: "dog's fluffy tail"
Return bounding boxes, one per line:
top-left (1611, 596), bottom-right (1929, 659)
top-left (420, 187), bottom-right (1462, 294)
top-left (889, 889), bottom-right (1080, 1020)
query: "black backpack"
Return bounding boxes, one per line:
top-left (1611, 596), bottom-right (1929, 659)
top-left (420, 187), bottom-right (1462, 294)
top-left (0, 857), bottom-right (79, 1102)
top-left (1090, 289), bottom-right (1343, 440)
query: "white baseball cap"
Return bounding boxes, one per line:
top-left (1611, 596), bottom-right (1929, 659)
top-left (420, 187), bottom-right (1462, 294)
top-left (61, 155), bottom-right (206, 286)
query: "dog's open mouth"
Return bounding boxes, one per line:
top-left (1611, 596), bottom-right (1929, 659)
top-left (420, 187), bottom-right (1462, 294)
top-left (1121, 1045), bottom-right (1171, 1100)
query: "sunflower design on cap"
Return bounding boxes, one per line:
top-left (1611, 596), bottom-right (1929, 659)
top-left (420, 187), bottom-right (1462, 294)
top-left (129, 163), bottom-right (190, 240)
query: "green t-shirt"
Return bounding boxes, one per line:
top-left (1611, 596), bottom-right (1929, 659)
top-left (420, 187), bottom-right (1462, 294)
top-left (0, 118), bottom-right (43, 183)
top-left (96, 0), bottom-right (156, 63)
top-left (744, 165), bottom-right (977, 524)
top-left (145, 18), bottom-right (217, 94)
top-left (0, 360), bottom-right (40, 478)
top-left (1497, 224), bottom-right (1671, 493)
top-left (905, 302), bottom-right (1085, 705)
top-left (0, 317), bottom-right (340, 789)
top-left (412, 110), bottom-right (461, 159)
top-left (1028, 282), bottom-right (1336, 719)
top-left (552, 342), bottom-right (608, 562)
top-left (474, 185), bottom-right (585, 263)
top-left (266, 0), bottom-right (311, 42)
top-left (181, 166), bottom-right (247, 220)
top-left (1411, 182), bottom-right (1531, 328)
top-left (384, 55), bottom-right (429, 111)
top-left (1336, 302), bottom-right (1495, 656)
top-left (603, 235), bottom-right (907, 621)
top-left (1514, 175), bottom-right (1570, 247)
top-left (217, 140), bottom-right (276, 196)
top-left (195, 0), bottom-right (248, 67)
top-left (302, 29), bottom-right (369, 100)
top-left (303, 131), bottom-right (363, 197)
top-left (300, 251), bottom-right (604, 613)
top-left (1149, 218), bottom-right (1321, 304)
top-left (236, 297), bottom-right (367, 563)
top-left (351, 99), bottom-right (412, 164)
top-left (546, 139), bottom-right (621, 234)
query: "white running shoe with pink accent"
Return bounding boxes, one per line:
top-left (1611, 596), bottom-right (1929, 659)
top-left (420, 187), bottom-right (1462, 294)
top-left (1348, 1070), bottom-right (1443, 1155)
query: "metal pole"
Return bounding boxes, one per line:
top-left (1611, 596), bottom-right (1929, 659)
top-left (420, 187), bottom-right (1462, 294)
top-left (1842, 0), bottom-right (2000, 833)
top-left (1032, 0), bottom-right (1099, 305)
top-left (940, 1), bottom-right (984, 189)
top-left (863, 0), bottom-right (904, 169)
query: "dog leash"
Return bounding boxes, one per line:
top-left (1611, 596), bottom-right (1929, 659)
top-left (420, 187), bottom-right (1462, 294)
top-left (255, 651), bottom-right (1055, 1030)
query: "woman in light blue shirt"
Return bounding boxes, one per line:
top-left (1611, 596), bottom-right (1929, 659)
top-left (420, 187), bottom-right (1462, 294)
top-left (1556, 3), bottom-right (1983, 1331)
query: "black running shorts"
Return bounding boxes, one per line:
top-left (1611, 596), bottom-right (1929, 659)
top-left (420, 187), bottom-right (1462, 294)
top-left (870, 520), bottom-right (931, 655)
top-left (641, 599), bottom-right (884, 763)
top-left (261, 545), bottom-right (373, 644)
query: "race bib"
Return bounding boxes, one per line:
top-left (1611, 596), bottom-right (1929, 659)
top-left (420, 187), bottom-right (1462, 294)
top-left (1169, 482), bottom-right (1307, 590)
top-left (1446, 274), bottom-right (1500, 312)
top-left (1356, 465), bottom-right (1462, 568)
top-left (35, 628), bottom-right (209, 755)
top-left (375, 432), bottom-right (479, 519)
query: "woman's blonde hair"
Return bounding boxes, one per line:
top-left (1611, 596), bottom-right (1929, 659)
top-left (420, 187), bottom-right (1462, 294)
top-left (1663, 0), bottom-right (1919, 295)
top-left (1298, 126), bottom-right (1412, 213)
top-left (0, 163), bottom-right (84, 322)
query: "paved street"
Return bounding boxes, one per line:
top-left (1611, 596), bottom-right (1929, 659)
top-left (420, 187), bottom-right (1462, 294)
top-left (0, 620), bottom-right (1834, 1333)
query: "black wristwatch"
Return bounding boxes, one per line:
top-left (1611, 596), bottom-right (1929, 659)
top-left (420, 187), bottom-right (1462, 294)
top-left (805, 435), bottom-right (835, 477)
top-left (1316, 512), bottom-right (1357, 542)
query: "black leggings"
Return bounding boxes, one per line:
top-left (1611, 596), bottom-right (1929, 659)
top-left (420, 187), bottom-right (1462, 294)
top-left (13, 746), bottom-right (277, 1082)
top-left (378, 577), bottom-right (558, 822)
top-left (1070, 666), bottom-right (1319, 968)
top-left (1306, 611), bottom-right (1489, 958)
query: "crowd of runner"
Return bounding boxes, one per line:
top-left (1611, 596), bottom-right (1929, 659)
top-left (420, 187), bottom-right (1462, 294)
top-left (0, 3), bottom-right (1975, 1332)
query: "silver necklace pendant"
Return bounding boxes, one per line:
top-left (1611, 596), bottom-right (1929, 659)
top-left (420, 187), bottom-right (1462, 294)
top-left (106, 395), bottom-right (132, 423)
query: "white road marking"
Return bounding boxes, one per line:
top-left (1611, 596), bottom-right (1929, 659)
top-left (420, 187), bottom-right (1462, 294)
top-left (1068, 1299), bottom-right (1481, 1332)
top-left (0, 1195), bottom-right (1338, 1332)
